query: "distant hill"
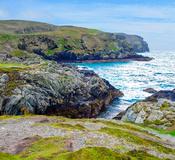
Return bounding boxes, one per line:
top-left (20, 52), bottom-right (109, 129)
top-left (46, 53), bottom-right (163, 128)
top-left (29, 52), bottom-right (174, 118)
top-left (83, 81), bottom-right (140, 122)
top-left (0, 20), bottom-right (150, 62)
top-left (0, 20), bottom-right (57, 34)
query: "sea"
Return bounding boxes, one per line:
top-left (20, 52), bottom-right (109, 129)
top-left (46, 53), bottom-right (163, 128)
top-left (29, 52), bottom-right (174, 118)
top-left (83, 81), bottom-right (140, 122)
top-left (75, 51), bottom-right (175, 119)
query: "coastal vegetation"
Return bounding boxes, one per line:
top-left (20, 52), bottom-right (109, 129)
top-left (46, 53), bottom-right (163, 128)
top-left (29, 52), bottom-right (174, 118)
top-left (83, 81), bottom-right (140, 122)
top-left (0, 116), bottom-right (174, 160)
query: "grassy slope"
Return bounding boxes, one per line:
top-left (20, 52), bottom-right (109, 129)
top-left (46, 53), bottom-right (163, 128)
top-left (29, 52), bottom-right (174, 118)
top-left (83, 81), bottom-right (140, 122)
top-left (0, 63), bottom-right (28, 72)
top-left (0, 116), bottom-right (174, 160)
top-left (0, 20), bottom-right (57, 34)
top-left (0, 20), bottom-right (133, 56)
top-left (0, 27), bottom-right (118, 54)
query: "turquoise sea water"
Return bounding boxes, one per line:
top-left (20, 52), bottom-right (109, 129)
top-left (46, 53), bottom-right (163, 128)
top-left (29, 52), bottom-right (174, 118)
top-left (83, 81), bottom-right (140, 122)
top-left (76, 51), bottom-right (175, 119)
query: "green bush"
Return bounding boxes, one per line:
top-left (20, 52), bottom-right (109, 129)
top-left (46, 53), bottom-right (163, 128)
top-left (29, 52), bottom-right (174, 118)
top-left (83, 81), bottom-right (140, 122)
top-left (160, 101), bottom-right (170, 110)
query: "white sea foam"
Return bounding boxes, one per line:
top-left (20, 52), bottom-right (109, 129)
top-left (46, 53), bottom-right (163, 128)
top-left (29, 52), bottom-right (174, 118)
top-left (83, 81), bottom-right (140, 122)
top-left (77, 51), bottom-right (175, 119)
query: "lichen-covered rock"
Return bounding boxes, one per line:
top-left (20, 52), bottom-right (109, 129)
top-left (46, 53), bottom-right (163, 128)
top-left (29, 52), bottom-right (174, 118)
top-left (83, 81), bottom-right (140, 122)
top-left (116, 89), bottom-right (175, 129)
top-left (0, 62), bottom-right (123, 118)
top-left (0, 74), bottom-right (9, 83)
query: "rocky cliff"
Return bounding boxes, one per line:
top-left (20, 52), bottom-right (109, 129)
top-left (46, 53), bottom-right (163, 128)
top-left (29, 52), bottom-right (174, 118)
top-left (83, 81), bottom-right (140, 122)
top-left (116, 89), bottom-right (175, 130)
top-left (0, 20), bottom-right (150, 63)
top-left (0, 61), bottom-right (123, 118)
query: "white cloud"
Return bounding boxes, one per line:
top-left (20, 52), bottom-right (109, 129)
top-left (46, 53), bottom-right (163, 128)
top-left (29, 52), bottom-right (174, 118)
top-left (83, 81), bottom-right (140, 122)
top-left (13, 3), bottom-right (175, 23)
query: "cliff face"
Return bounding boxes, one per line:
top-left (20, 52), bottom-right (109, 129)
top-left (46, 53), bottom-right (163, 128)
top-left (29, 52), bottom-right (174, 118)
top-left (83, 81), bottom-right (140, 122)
top-left (0, 20), bottom-right (150, 62)
top-left (115, 33), bottom-right (149, 53)
top-left (0, 62), bottom-right (123, 118)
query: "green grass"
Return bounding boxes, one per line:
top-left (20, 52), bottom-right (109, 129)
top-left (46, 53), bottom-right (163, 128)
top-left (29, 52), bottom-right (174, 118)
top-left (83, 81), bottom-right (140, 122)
top-left (127, 150), bottom-right (162, 160)
top-left (100, 127), bottom-right (175, 154)
top-left (0, 147), bottom-right (162, 160)
top-left (159, 130), bottom-right (175, 136)
top-left (54, 147), bottom-right (129, 160)
top-left (108, 42), bottom-right (119, 51)
top-left (160, 101), bottom-right (170, 111)
top-left (151, 128), bottom-right (175, 137)
top-left (0, 34), bottom-right (17, 43)
top-left (144, 119), bottom-right (165, 126)
top-left (55, 38), bottom-right (82, 52)
top-left (56, 38), bottom-right (69, 51)
top-left (168, 130), bottom-right (175, 136)
top-left (86, 28), bottom-right (100, 35)
top-left (0, 34), bottom-right (19, 51)
top-left (0, 152), bottom-right (20, 160)
top-left (46, 49), bottom-right (55, 55)
top-left (0, 63), bottom-right (28, 72)
top-left (35, 122), bottom-right (87, 131)
top-left (19, 137), bottom-right (68, 160)
top-left (0, 137), bottom-right (68, 160)
top-left (0, 115), bottom-right (33, 120)
top-left (50, 123), bottom-right (86, 131)
top-left (10, 50), bottom-right (26, 58)
top-left (98, 120), bottom-right (147, 134)
top-left (54, 147), bottom-right (162, 160)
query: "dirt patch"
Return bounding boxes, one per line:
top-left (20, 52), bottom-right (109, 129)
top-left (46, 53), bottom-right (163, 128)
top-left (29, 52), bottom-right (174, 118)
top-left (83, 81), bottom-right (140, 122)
top-left (6, 136), bottom-right (40, 154)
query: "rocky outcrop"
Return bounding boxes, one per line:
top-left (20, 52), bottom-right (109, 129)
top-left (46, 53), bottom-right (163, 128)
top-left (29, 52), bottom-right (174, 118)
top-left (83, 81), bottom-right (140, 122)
top-left (18, 35), bottom-right (58, 52)
top-left (32, 50), bottom-right (152, 62)
top-left (143, 88), bottom-right (157, 94)
top-left (0, 62), bottom-right (123, 118)
top-left (115, 33), bottom-right (149, 53)
top-left (116, 89), bottom-right (175, 129)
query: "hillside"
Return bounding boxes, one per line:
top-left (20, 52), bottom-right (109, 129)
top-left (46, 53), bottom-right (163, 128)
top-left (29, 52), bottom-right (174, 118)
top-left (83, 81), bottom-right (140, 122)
top-left (0, 20), bottom-right (57, 34)
top-left (0, 115), bottom-right (175, 160)
top-left (0, 20), bottom-right (150, 63)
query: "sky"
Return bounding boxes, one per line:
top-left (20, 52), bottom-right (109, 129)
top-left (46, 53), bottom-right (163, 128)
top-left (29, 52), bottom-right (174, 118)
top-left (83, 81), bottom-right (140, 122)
top-left (0, 0), bottom-right (175, 51)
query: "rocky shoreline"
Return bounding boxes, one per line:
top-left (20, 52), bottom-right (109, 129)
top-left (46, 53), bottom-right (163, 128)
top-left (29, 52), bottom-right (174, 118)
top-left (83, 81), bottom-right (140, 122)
top-left (116, 89), bottom-right (175, 129)
top-left (36, 51), bottom-right (153, 63)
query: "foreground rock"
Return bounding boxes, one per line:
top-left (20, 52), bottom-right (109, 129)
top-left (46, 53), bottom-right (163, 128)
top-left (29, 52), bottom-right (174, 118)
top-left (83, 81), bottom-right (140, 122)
top-left (0, 116), bottom-right (175, 159)
top-left (117, 89), bottom-right (175, 129)
top-left (0, 61), bottom-right (123, 118)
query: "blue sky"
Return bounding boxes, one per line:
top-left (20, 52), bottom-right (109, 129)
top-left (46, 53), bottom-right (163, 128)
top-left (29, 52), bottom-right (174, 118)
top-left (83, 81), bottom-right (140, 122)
top-left (0, 0), bottom-right (175, 50)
